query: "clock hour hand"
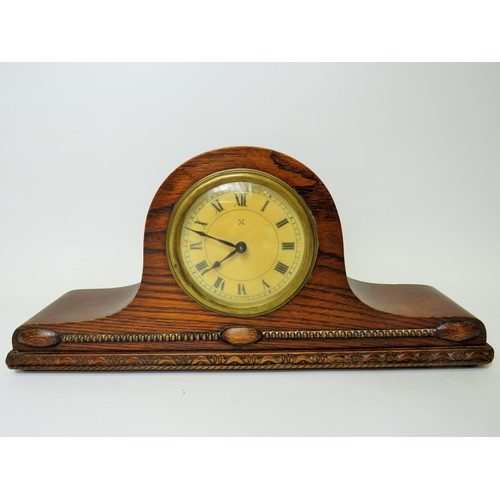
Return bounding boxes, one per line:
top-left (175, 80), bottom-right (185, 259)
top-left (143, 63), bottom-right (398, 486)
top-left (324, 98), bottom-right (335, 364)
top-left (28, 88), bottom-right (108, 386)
top-left (201, 248), bottom-right (238, 275)
top-left (186, 228), bottom-right (236, 248)
top-left (200, 242), bottom-right (247, 276)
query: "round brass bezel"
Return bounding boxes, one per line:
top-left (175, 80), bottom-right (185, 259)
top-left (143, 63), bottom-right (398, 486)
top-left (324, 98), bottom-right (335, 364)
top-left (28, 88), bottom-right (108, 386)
top-left (166, 168), bottom-right (318, 316)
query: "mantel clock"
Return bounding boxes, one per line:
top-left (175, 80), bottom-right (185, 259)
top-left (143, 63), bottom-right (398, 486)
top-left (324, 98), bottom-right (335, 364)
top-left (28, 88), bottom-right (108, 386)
top-left (6, 147), bottom-right (494, 370)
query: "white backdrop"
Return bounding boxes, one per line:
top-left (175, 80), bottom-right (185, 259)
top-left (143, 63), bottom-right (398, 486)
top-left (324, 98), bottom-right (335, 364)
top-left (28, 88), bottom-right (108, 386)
top-left (1, 63), bottom-right (499, 436)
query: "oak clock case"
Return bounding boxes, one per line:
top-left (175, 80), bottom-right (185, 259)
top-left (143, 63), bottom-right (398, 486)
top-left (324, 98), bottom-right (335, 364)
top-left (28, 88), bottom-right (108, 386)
top-left (5, 146), bottom-right (494, 371)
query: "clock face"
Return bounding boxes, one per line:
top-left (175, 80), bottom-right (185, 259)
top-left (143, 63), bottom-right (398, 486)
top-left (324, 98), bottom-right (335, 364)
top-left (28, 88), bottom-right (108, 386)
top-left (167, 169), bottom-right (318, 316)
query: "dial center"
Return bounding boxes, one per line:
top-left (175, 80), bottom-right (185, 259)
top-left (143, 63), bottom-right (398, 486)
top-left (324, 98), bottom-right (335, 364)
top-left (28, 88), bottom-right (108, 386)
top-left (205, 209), bottom-right (279, 281)
top-left (236, 241), bottom-right (247, 253)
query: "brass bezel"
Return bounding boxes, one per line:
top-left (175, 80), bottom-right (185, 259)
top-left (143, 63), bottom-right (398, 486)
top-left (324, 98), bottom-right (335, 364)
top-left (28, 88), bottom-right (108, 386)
top-left (166, 168), bottom-right (318, 316)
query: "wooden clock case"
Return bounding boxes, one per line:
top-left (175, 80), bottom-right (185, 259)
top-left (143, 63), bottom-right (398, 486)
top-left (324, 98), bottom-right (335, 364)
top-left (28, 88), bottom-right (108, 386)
top-left (5, 147), bottom-right (494, 370)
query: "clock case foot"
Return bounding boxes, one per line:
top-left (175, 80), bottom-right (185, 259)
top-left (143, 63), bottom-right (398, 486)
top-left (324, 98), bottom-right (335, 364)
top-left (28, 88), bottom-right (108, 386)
top-left (5, 147), bottom-right (493, 371)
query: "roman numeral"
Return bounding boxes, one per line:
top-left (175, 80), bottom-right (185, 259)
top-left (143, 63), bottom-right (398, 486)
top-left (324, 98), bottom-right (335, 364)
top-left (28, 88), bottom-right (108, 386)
top-left (262, 280), bottom-right (271, 290)
top-left (276, 218), bottom-right (289, 229)
top-left (211, 199), bottom-right (224, 213)
top-left (195, 260), bottom-right (209, 273)
top-left (282, 242), bottom-right (295, 250)
top-left (238, 283), bottom-right (247, 295)
top-left (194, 219), bottom-right (208, 227)
top-left (261, 200), bottom-right (270, 212)
top-left (190, 241), bottom-right (202, 250)
top-left (274, 262), bottom-right (289, 275)
top-left (213, 277), bottom-right (225, 291)
top-left (234, 193), bottom-right (247, 206)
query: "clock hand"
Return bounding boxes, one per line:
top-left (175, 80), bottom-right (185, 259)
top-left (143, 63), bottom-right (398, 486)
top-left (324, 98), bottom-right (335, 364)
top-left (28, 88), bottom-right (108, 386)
top-left (200, 242), bottom-right (247, 276)
top-left (201, 249), bottom-right (238, 275)
top-left (218, 248), bottom-right (239, 264)
top-left (186, 228), bottom-right (236, 248)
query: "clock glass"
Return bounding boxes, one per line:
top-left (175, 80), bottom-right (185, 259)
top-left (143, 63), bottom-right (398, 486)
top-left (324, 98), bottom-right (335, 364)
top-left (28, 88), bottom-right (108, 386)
top-left (167, 169), bottom-right (318, 316)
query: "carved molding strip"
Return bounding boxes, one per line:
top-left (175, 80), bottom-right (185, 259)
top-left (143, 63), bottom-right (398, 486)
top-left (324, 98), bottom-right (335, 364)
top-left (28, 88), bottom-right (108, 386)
top-left (61, 333), bottom-right (220, 343)
top-left (6, 345), bottom-right (493, 371)
top-left (263, 329), bottom-right (436, 340)
top-left (60, 328), bottom-right (435, 343)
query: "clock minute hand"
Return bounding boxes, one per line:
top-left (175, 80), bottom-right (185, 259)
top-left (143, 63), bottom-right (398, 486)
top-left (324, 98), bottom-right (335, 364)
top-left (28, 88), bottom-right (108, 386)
top-left (186, 228), bottom-right (236, 248)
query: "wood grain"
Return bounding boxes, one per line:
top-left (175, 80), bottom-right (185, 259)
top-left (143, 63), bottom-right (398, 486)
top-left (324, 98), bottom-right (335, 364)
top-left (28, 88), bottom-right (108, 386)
top-left (5, 146), bottom-right (493, 370)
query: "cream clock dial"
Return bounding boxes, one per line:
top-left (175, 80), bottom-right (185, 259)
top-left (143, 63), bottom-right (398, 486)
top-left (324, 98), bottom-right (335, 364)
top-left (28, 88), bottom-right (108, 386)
top-left (167, 169), bottom-right (318, 316)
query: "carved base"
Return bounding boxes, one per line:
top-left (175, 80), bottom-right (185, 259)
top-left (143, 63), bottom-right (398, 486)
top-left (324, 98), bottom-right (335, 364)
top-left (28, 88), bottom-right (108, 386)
top-left (6, 345), bottom-right (494, 371)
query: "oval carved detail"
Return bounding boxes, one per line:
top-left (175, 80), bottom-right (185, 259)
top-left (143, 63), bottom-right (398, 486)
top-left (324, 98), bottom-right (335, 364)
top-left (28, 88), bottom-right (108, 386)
top-left (220, 327), bottom-right (263, 346)
top-left (436, 322), bottom-right (481, 342)
top-left (17, 329), bottom-right (61, 347)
